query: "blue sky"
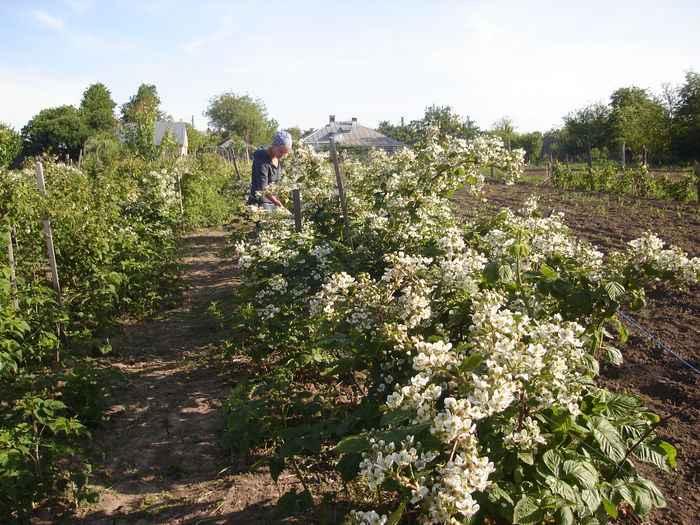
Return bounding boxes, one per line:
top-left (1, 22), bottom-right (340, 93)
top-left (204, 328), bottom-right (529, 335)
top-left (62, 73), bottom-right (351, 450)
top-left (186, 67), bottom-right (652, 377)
top-left (1, 0), bottom-right (698, 134)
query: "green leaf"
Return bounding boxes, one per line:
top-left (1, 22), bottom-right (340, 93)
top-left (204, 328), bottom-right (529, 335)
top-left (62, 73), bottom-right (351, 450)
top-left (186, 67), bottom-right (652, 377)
top-left (554, 505), bottom-right (575, 525)
top-left (334, 435), bottom-right (370, 453)
top-left (618, 482), bottom-right (653, 516)
top-left (602, 345), bottom-right (623, 365)
top-left (633, 440), bottom-right (676, 472)
top-left (601, 497), bottom-right (618, 518)
top-left (562, 460), bottom-right (598, 489)
top-left (604, 281), bottom-right (626, 301)
top-left (387, 498), bottom-right (408, 525)
top-left (550, 479), bottom-right (579, 504)
top-left (459, 353), bottom-right (483, 372)
top-left (513, 496), bottom-right (544, 524)
top-left (541, 449), bottom-right (564, 477)
top-left (518, 450), bottom-right (535, 465)
top-left (380, 409), bottom-right (413, 426)
top-left (589, 416), bottom-right (625, 462)
top-left (269, 456), bottom-right (285, 482)
top-left (604, 394), bottom-right (639, 419)
top-left (540, 264), bottom-right (557, 279)
top-left (274, 489), bottom-right (299, 518)
top-left (279, 439), bottom-right (303, 458)
top-left (580, 488), bottom-right (601, 515)
top-left (487, 483), bottom-right (514, 505)
top-left (336, 453), bottom-right (362, 482)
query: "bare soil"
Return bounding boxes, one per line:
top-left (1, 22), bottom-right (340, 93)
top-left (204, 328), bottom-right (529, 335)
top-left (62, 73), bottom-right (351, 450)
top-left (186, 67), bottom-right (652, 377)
top-left (36, 229), bottom-right (303, 525)
top-left (455, 181), bottom-right (700, 525)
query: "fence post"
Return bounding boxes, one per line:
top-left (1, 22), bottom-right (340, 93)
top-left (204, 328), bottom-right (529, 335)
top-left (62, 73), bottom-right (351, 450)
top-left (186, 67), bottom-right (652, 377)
top-left (6, 230), bottom-right (19, 308)
top-left (292, 189), bottom-right (302, 233)
top-left (328, 136), bottom-right (354, 250)
top-left (695, 162), bottom-right (700, 203)
top-left (232, 152), bottom-right (242, 182)
top-left (621, 141), bottom-right (626, 173)
top-left (35, 162), bottom-right (63, 309)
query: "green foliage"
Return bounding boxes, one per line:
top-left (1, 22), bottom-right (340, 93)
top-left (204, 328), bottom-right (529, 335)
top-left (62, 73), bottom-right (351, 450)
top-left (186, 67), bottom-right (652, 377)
top-left (671, 70), bottom-right (700, 161)
top-left (562, 103), bottom-right (613, 168)
top-left (378, 105), bottom-right (481, 146)
top-left (0, 124), bottom-right (22, 168)
top-left (551, 162), bottom-right (695, 201)
top-left (205, 92), bottom-right (277, 147)
top-left (79, 83), bottom-right (117, 134)
top-left (0, 146), bottom-right (235, 518)
top-left (21, 105), bottom-right (88, 160)
top-left (221, 135), bottom-right (693, 523)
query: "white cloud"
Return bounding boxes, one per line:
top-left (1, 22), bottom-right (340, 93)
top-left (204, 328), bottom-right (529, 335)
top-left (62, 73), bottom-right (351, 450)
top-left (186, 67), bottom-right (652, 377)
top-left (33, 10), bottom-right (63, 30)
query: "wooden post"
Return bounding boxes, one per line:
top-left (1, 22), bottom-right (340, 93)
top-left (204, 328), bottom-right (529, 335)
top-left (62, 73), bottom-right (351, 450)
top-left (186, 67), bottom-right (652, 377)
top-left (621, 141), bottom-right (626, 173)
top-left (6, 230), bottom-right (19, 309)
top-left (642, 145), bottom-right (648, 168)
top-left (292, 189), bottom-right (302, 233)
top-left (35, 162), bottom-right (63, 309)
top-left (328, 136), bottom-right (354, 250)
top-left (694, 162), bottom-right (700, 203)
top-left (232, 152), bottom-right (242, 181)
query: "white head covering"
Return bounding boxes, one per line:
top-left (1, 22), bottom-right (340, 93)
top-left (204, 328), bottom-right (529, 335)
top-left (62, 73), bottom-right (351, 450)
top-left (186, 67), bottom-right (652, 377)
top-left (272, 130), bottom-right (293, 148)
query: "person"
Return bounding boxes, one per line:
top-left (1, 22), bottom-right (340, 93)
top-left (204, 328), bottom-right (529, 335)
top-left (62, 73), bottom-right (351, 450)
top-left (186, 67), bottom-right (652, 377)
top-left (247, 130), bottom-right (292, 213)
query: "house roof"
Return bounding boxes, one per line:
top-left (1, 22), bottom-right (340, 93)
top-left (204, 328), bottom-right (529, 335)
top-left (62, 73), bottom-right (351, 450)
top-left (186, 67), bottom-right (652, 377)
top-left (154, 121), bottom-right (187, 147)
top-left (302, 117), bottom-right (404, 148)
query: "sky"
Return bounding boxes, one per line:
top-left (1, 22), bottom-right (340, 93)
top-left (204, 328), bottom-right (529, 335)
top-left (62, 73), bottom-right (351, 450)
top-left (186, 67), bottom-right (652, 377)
top-left (1, 0), bottom-right (699, 135)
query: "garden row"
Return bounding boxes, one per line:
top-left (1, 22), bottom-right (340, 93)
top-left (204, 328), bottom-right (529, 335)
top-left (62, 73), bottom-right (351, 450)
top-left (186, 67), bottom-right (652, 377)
top-left (0, 153), bottom-right (235, 522)
top-left (223, 132), bottom-right (699, 524)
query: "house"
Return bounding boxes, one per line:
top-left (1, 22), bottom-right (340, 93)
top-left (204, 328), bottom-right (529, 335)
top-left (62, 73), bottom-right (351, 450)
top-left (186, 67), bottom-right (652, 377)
top-left (154, 121), bottom-right (188, 156)
top-left (119, 121), bottom-right (189, 156)
top-left (302, 116), bottom-right (404, 152)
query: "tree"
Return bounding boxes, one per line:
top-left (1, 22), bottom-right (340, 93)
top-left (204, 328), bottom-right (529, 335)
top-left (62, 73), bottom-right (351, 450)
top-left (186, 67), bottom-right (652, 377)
top-left (562, 103), bottom-right (613, 168)
top-left (21, 105), bottom-right (88, 160)
top-left (79, 82), bottom-right (117, 134)
top-left (609, 86), bottom-right (670, 162)
top-left (671, 71), bottom-right (700, 161)
top-left (205, 92), bottom-right (277, 147)
top-left (416, 105), bottom-right (480, 142)
top-left (120, 84), bottom-right (165, 158)
top-left (490, 117), bottom-right (517, 147)
top-left (377, 120), bottom-right (419, 145)
top-left (120, 83), bottom-right (164, 123)
top-left (0, 124), bottom-right (22, 168)
top-left (512, 131), bottom-right (543, 164)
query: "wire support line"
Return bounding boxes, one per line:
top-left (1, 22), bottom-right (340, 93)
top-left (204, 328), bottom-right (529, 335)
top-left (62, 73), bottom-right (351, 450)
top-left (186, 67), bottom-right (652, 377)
top-left (616, 310), bottom-right (700, 376)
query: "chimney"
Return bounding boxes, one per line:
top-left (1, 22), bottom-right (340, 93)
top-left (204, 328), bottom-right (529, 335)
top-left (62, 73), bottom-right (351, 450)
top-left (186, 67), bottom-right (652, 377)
top-left (329, 115), bottom-right (335, 124)
top-left (351, 117), bottom-right (357, 126)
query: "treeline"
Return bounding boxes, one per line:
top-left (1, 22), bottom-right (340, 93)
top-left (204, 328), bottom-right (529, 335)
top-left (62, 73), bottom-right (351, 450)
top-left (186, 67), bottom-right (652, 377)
top-left (378, 71), bottom-right (700, 167)
top-left (0, 83), bottom-right (300, 169)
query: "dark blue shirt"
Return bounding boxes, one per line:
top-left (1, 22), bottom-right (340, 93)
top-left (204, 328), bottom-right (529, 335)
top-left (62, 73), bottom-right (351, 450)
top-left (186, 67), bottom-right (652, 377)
top-left (247, 148), bottom-right (281, 205)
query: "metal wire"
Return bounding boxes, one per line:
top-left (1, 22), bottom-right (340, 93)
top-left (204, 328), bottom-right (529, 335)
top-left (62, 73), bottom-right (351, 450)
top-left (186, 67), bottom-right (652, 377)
top-left (616, 310), bottom-right (700, 375)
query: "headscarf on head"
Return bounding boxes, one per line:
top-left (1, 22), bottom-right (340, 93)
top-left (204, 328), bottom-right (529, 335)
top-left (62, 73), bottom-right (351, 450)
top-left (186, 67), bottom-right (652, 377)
top-left (272, 130), bottom-right (293, 148)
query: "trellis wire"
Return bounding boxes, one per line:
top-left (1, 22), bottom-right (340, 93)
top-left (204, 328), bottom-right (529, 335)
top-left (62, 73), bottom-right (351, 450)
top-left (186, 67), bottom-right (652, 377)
top-left (617, 310), bottom-right (700, 375)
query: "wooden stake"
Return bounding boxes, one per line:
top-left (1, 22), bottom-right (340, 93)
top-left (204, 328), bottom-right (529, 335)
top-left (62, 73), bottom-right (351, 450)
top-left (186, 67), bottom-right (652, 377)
top-left (621, 141), bottom-right (626, 173)
top-left (35, 162), bottom-right (63, 309)
top-left (6, 230), bottom-right (19, 309)
top-left (328, 136), bottom-right (354, 250)
top-left (232, 152), bottom-right (242, 182)
top-left (292, 189), bottom-right (302, 233)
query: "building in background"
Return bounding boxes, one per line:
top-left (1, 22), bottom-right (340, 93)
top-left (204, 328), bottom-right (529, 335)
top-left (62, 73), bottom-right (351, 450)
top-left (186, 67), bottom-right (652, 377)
top-left (302, 116), bottom-right (404, 152)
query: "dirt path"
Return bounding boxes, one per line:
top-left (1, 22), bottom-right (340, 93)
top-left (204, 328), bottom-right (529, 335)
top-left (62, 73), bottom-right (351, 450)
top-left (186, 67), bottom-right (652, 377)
top-left (58, 229), bottom-right (301, 525)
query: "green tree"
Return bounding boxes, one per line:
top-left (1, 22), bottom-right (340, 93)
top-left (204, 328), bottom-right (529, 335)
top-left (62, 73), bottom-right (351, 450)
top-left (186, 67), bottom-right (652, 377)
top-left (490, 116), bottom-right (517, 147)
top-left (609, 86), bottom-right (670, 162)
top-left (671, 71), bottom-right (700, 161)
top-left (21, 105), bottom-right (88, 160)
top-left (205, 92), bottom-right (277, 147)
top-left (377, 120), bottom-right (419, 145)
top-left (79, 83), bottom-right (117, 134)
top-left (120, 84), bottom-right (165, 159)
top-left (0, 123), bottom-right (22, 168)
top-left (562, 103), bottom-right (613, 168)
top-left (417, 104), bottom-right (480, 142)
top-left (120, 83), bottom-right (164, 123)
top-left (512, 131), bottom-right (543, 164)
